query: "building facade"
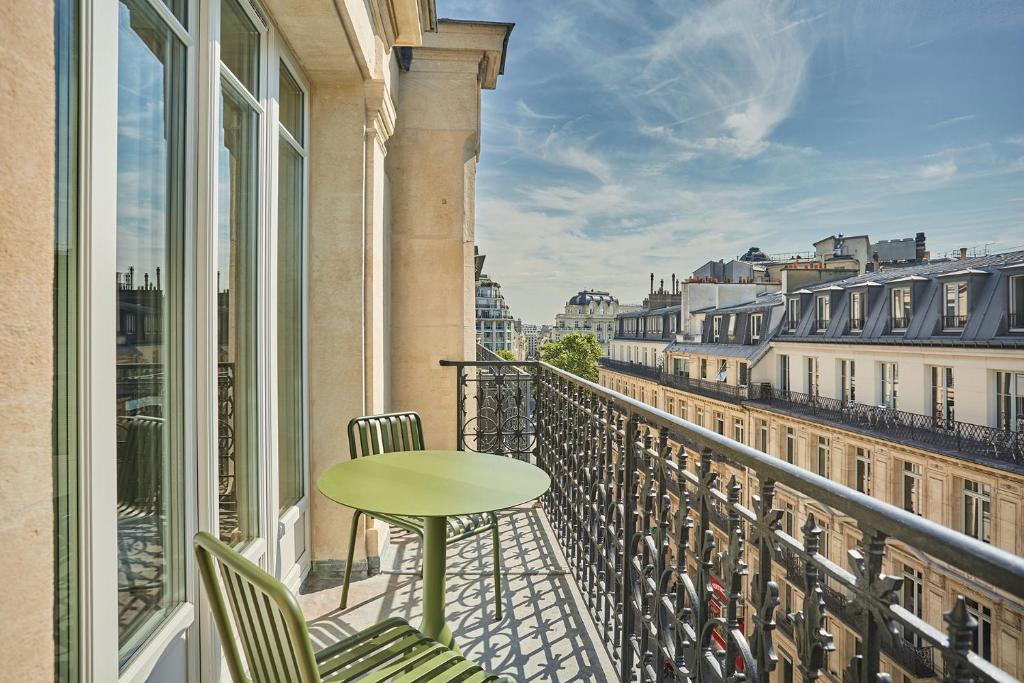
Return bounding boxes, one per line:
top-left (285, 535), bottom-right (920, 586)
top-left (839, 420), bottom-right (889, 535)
top-left (552, 289), bottom-right (637, 353)
top-left (599, 250), bottom-right (1024, 679)
top-left (1, 1), bottom-right (510, 679)
top-left (476, 269), bottom-right (517, 354)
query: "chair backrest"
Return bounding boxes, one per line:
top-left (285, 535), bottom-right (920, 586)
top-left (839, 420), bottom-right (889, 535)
top-left (116, 415), bottom-right (164, 514)
top-left (347, 411), bottom-right (425, 458)
top-left (194, 532), bottom-right (321, 683)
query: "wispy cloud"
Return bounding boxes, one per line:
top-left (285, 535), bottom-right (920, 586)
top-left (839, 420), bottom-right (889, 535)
top-left (917, 160), bottom-right (958, 180)
top-left (928, 114), bottom-right (976, 129)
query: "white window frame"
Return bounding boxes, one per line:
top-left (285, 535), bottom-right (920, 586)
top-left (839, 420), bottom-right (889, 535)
top-left (891, 286), bottom-right (912, 329)
top-left (853, 446), bottom-right (871, 495)
top-left (1009, 274), bottom-right (1024, 330)
top-left (839, 359), bottom-right (855, 404)
top-left (943, 280), bottom-right (968, 328)
top-left (749, 312), bottom-right (762, 341)
top-left (880, 361), bottom-right (899, 409)
top-left (815, 294), bottom-right (830, 330)
top-left (806, 356), bottom-right (819, 396)
top-left (962, 479), bottom-right (992, 543)
top-left (815, 435), bottom-right (830, 477)
top-left (901, 460), bottom-right (922, 515)
top-left (712, 315), bottom-right (721, 342)
top-left (786, 298), bottom-right (800, 329)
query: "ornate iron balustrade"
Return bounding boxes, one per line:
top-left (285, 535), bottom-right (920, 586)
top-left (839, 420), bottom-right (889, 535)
top-left (660, 372), bottom-right (750, 402)
top-left (889, 316), bottom-right (910, 332)
top-left (752, 385), bottom-right (1024, 466)
top-left (599, 357), bottom-right (663, 381)
top-left (442, 359), bottom-right (1024, 683)
top-left (942, 314), bottom-right (969, 330)
top-left (849, 317), bottom-right (864, 332)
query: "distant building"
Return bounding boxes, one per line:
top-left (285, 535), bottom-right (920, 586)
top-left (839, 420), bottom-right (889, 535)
top-left (552, 289), bottom-right (639, 353)
top-left (521, 323), bottom-right (541, 359)
top-left (475, 252), bottom-right (517, 354)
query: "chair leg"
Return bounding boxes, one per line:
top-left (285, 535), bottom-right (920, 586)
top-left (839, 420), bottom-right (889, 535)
top-left (340, 509), bottom-right (362, 610)
top-left (491, 513), bottom-right (502, 620)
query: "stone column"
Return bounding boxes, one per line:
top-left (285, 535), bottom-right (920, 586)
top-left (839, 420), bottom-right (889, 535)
top-left (0, 0), bottom-right (55, 678)
top-left (387, 20), bottom-right (511, 447)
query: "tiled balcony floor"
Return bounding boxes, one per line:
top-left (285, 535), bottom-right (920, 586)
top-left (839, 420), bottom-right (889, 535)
top-left (299, 504), bottom-right (617, 682)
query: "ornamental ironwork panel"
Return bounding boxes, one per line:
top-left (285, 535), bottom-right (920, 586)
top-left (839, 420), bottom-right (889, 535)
top-left (442, 359), bottom-right (1024, 683)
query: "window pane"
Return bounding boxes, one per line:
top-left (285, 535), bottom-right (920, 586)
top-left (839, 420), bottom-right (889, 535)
top-left (218, 85), bottom-right (259, 543)
top-left (54, 0), bottom-right (79, 677)
top-left (220, 0), bottom-right (259, 94)
top-left (115, 0), bottom-right (187, 659)
top-left (278, 139), bottom-right (304, 510)
top-left (279, 65), bottom-right (303, 143)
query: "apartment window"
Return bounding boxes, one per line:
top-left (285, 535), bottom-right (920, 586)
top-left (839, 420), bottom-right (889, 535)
top-left (930, 366), bottom-right (955, 425)
top-left (678, 400), bottom-right (687, 420)
top-left (640, 387), bottom-right (646, 403)
top-left (716, 359), bottom-right (728, 382)
top-left (738, 362), bottom-right (749, 387)
top-left (673, 357), bottom-right (689, 376)
top-left (784, 426), bottom-right (796, 464)
top-left (1010, 275), bottom-right (1024, 330)
top-left (853, 447), bottom-right (871, 495)
top-left (666, 397), bottom-right (675, 414)
top-left (700, 358), bottom-right (708, 379)
top-left (757, 419), bottom-right (769, 452)
top-left (644, 349), bottom-right (649, 366)
top-left (849, 290), bottom-right (865, 331)
top-left (733, 418), bottom-right (745, 443)
top-left (712, 315), bottom-right (722, 342)
top-left (891, 286), bottom-right (912, 329)
top-left (965, 598), bottom-right (992, 661)
top-left (786, 298), bottom-right (800, 330)
top-left (901, 461), bottom-right (922, 514)
top-left (815, 436), bottom-right (830, 477)
top-left (115, 0), bottom-right (188, 656)
top-left (779, 354), bottom-right (790, 392)
top-left (714, 412), bottom-right (725, 435)
top-left (962, 479), bottom-right (991, 543)
top-left (815, 295), bottom-right (830, 331)
top-left (750, 313), bottom-right (763, 341)
top-left (806, 357), bottom-right (820, 396)
top-left (901, 565), bottom-right (924, 645)
top-left (727, 314), bottom-right (737, 340)
top-left (839, 359), bottom-right (856, 403)
top-left (880, 362), bottom-right (899, 409)
top-left (943, 281), bottom-right (968, 328)
top-left (784, 502), bottom-right (795, 536)
top-left (651, 393), bottom-right (658, 409)
top-left (695, 407), bottom-right (704, 427)
top-left (994, 371), bottom-right (1024, 432)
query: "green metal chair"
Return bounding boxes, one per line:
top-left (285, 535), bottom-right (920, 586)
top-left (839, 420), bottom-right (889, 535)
top-left (194, 532), bottom-right (504, 682)
top-left (341, 412), bottom-right (503, 619)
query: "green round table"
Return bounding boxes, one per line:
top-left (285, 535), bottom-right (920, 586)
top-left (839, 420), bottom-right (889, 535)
top-left (317, 450), bottom-right (551, 650)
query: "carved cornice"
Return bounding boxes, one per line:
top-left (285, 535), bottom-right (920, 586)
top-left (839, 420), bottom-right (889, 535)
top-left (364, 80), bottom-right (397, 149)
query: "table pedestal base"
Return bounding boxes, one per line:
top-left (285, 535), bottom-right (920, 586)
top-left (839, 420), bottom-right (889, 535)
top-left (420, 516), bottom-right (461, 653)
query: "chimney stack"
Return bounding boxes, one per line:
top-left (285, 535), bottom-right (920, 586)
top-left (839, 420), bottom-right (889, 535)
top-left (915, 232), bottom-right (926, 261)
top-left (959, 247), bottom-right (968, 260)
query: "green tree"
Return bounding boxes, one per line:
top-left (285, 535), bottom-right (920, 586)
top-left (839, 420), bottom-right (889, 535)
top-left (539, 332), bottom-right (602, 381)
top-left (495, 349), bottom-right (516, 361)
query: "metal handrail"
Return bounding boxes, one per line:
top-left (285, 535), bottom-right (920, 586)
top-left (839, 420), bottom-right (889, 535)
top-left (442, 358), bottom-right (1024, 683)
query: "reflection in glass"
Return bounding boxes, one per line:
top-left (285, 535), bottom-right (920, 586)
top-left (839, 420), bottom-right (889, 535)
top-left (218, 84), bottom-right (259, 543)
top-left (114, 0), bottom-right (186, 661)
top-left (278, 138), bottom-right (304, 510)
top-left (220, 0), bottom-right (259, 94)
top-left (279, 65), bottom-right (303, 142)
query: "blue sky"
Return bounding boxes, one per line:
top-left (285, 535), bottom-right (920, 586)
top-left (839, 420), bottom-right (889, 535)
top-left (438, 0), bottom-right (1024, 322)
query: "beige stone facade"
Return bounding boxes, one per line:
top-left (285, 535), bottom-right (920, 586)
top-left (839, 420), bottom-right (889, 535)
top-left (600, 363), bottom-right (1024, 677)
top-left (0, 0), bottom-right (55, 678)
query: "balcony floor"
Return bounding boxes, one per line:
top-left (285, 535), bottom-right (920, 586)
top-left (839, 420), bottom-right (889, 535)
top-left (299, 504), bottom-right (617, 682)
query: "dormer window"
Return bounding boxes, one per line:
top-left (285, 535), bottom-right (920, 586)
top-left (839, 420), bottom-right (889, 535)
top-left (726, 314), bottom-right (737, 340)
top-left (786, 299), bottom-right (800, 330)
top-left (750, 313), bottom-right (763, 342)
top-left (943, 281), bottom-right (968, 329)
top-left (849, 291), bottom-right (865, 332)
top-left (891, 287), bottom-right (912, 330)
top-left (815, 295), bottom-right (830, 332)
top-left (712, 315), bottom-right (721, 342)
top-left (1009, 275), bottom-right (1024, 330)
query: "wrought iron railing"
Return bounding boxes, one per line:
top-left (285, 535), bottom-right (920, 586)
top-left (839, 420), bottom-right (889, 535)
top-left (599, 357), bottom-right (662, 381)
top-left (752, 386), bottom-right (1024, 465)
top-left (815, 317), bottom-right (829, 332)
top-left (1007, 313), bottom-right (1024, 332)
top-left (849, 317), bottom-right (864, 332)
top-left (442, 359), bottom-right (1024, 683)
top-left (660, 371), bottom-right (750, 402)
top-left (890, 316), bottom-right (910, 331)
top-left (942, 314), bottom-right (968, 330)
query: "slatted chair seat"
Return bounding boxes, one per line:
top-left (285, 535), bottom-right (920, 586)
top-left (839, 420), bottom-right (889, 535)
top-left (195, 532), bottom-right (504, 683)
top-left (341, 413), bottom-right (504, 619)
